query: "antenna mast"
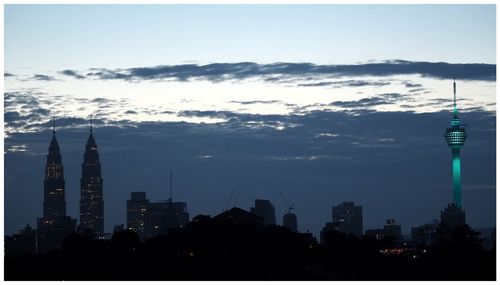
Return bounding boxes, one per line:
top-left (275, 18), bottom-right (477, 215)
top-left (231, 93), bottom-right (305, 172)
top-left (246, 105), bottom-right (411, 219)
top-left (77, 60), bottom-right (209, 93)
top-left (90, 115), bottom-right (93, 133)
top-left (453, 77), bottom-right (457, 115)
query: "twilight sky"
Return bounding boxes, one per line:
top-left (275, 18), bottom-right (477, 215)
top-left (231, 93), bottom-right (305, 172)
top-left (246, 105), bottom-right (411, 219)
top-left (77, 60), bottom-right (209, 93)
top-left (4, 4), bottom-right (496, 237)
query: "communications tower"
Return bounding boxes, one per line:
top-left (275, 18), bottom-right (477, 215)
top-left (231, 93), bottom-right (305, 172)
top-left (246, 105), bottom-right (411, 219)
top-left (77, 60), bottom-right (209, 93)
top-left (444, 78), bottom-right (467, 208)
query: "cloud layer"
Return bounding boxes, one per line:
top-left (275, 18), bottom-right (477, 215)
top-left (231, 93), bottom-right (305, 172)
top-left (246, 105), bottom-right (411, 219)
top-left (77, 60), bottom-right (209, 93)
top-left (63, 60), bottom-right (495, 83)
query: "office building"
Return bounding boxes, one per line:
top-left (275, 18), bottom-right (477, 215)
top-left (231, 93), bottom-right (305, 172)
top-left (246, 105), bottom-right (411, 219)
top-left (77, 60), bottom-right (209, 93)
top-left (250, 199), bottom-right (276, 226)
top-left (127, 192), bottom-right (150, 240)
top-left (332, 201), bottom-right (363, 238)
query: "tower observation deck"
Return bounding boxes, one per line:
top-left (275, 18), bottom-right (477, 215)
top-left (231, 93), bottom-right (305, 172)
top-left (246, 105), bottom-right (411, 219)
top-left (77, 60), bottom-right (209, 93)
top-left (444, 78), bottom-right (467, 208)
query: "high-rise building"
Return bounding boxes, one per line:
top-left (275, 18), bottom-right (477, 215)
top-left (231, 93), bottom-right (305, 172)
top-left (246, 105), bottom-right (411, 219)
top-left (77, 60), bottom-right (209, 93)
top-left (383, 219), bottom-right (402, 240)
top-left (37, 121), bottom-right (77, 253)
top-left (283, 212), bottom-right (298, 232)
top-left (149, 201), bottom-right (189, 236)
top-left (127, 192), bottom-right (150, 240)
top-left (43, 121), bottom-right (66, 218)
top-left (250, 199), bottom-right (276, 226)
top-left (444, 78), bottom-right (467, 208)
top-left (79, 122), bottom-right (104, 238)
top-left (332, 201), bottom-right (363, 238)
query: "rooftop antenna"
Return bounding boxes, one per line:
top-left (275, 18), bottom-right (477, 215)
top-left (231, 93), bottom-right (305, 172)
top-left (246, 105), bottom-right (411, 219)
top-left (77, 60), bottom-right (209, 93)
top-left (52, 116), bottom-right (56, 135)
top-left (89, 115), bottom-right (93, 134)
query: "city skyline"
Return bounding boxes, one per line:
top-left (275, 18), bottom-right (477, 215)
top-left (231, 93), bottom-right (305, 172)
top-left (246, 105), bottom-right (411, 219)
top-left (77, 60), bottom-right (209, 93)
top-left (4, 4), bottom-right (496, 239)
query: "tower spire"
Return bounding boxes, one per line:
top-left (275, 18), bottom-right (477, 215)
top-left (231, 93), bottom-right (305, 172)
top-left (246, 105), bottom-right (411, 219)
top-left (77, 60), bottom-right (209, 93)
top-left (52, 116), bottom-right (56, 135)
top-left (453, 77), bottom-right (457, 115)
top-left (89, 115), bottom-right (93, 134)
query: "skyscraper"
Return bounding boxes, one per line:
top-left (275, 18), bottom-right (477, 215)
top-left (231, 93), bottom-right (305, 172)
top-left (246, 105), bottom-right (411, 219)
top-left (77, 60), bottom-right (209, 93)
top-left (250, 199), bottom-right (276, 226)
top-left (444, 78), bottom-right (467, 208)
top-left (80, 122), bottom-right (104, 237)
top-left (332, 201), bottom-right (363, 238)
top-left (43, 120), bottom-right (66, 218)
top-left (37, 120), bottom-right (76, 253)
top-left (127, 192), bottom-right (150, 240)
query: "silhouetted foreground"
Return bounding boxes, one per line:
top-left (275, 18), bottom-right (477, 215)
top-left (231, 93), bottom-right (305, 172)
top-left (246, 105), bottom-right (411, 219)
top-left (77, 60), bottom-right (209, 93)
top-left (5, 218), bottom-right (495, 281)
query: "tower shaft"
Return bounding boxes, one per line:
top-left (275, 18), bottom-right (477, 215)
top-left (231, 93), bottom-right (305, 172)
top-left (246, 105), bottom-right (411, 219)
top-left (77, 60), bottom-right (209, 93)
top-left (452, 149), bottom-right (462, 207)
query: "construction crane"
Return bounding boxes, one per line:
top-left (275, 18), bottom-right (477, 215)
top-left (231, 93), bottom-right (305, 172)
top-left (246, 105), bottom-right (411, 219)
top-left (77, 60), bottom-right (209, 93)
top-left (224, 189), bottom-right (235, 211)
top-left (279, 192), bottom-right (294, 214)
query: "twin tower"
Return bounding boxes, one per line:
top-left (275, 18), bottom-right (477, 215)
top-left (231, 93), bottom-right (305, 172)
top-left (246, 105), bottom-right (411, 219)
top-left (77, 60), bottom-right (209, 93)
top-left (40, 120), bottom-right (104, 244)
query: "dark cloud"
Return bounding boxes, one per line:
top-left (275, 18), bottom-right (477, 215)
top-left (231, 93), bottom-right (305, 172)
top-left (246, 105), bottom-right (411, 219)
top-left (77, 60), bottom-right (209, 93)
top-left (230, 100), bottom-right (283, 105)
top-left (329, 93), bottom-right (407, 108)
top-left (61, 69), bottom-right (86, 79)
top-left (91, 97), bottom-right (112, 103)
top-left (30, 74), bottom-right (57, 81)
top-left (408, 88), bottom-right (427, 93)
top-left (298, 80), bottom-right (391, 88)
top-left (80, 60), bottom-right (495, 83)
top-left (403, 82), bottom-right (423, 88)
top-left (4, 72), bottom-right (15, 77)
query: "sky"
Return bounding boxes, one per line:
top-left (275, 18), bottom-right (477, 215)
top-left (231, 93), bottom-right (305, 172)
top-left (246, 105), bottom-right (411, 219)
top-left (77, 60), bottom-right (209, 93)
top-left (3, 4), bottom-right (496, 238)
